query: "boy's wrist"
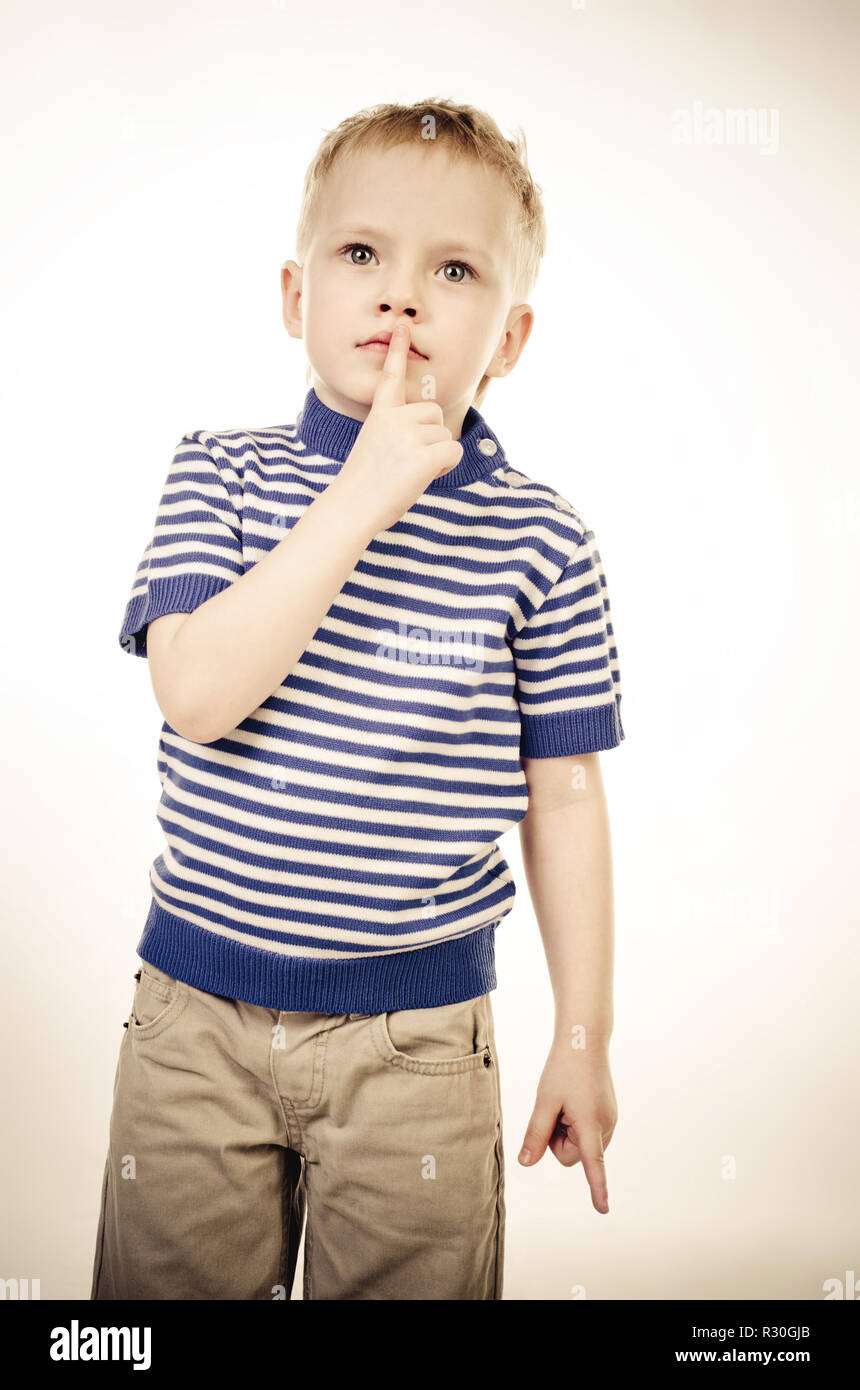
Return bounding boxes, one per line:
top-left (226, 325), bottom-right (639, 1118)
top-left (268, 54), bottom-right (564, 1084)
top-left (323, 469), bottom-right (386, 541)
top-left (311, 475), bottom-right (380, 544)
top-left (551, 1021), bottom-right (613, 1052)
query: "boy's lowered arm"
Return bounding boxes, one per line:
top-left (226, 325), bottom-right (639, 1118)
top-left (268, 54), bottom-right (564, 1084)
top-left (517, 751), bottom-right (615, 1047)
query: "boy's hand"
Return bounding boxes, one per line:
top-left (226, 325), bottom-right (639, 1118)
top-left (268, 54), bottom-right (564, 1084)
top-left (337, 317), bottom-right (463, 533)
top-left (517, 1041), bottom-right (617, 1214)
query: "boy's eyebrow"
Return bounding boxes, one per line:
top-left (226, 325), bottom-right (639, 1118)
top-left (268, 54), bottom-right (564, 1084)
top-left (329, 225), bottom-right (388, 239)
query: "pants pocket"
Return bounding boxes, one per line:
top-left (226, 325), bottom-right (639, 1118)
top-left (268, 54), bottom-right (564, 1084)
top-left (374, 994), bottom-right (493, 1074)
top-left (130, 959), bottom-right (188, 1037)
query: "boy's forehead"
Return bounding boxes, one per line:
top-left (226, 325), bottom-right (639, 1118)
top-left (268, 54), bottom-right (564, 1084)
top-left (316, 143), bottom-right (517, 257)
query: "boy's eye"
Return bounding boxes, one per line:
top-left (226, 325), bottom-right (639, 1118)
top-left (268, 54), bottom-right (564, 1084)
top-left (344, 243), bottom-right (375, 266)
top-left (339, 243), bottom-right (476, 282)
top-left (440, 262), bottom-right (472, 283)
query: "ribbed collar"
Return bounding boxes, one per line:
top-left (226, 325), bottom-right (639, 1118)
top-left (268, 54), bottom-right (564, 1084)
top-left (294, 387), bottom-right (506, 492)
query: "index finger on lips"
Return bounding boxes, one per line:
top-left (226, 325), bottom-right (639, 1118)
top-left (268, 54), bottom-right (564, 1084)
top-left (371, 318), bottom-right (411, 411)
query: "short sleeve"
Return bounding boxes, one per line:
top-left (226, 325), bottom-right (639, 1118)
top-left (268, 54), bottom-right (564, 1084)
top-left (512, 523), bottom-right (625, 757)
top-left (118, 434), bottom-right (244, 658)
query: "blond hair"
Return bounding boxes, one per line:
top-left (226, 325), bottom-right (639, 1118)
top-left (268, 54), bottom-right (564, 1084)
top-left (295, 98), bottom-right (547, 411)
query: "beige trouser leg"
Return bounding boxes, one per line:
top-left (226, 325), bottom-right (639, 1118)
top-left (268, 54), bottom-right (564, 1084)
top-left (90, 959), bottom-right (505, 1300)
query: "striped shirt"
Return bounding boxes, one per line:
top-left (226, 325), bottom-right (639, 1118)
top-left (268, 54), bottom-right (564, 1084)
top-left (120, 387), bottom-right (625, 1013)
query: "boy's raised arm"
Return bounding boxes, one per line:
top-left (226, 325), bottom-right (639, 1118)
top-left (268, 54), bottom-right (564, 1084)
top-left (147, 318), bottom-right (461, 744)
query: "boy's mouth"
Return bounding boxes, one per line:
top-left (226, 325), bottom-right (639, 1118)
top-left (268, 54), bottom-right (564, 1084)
top-left (357, 331), bottom-right (427, 360)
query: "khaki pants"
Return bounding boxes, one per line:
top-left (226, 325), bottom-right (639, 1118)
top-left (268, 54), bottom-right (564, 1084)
top-left (90, 958), bottom-right (505, 1300)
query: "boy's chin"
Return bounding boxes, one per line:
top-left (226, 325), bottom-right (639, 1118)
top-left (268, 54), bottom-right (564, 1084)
top-left (314, 375), bottom-right (396, 413)
top-left (343, 364), bottom-right (419, 399)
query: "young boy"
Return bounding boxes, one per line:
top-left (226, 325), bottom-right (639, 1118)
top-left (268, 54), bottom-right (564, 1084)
top-left (90, 99), bottom-right (624, 1302)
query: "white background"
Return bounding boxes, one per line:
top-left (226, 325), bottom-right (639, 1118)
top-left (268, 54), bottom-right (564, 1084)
top-left (1, 0), bottom-right (857, 1300)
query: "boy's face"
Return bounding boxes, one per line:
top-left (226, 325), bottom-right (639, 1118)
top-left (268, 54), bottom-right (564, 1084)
top-left (281, 141), bottom-right (533, 434)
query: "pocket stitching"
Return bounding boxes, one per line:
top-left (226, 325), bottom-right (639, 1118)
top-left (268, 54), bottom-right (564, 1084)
top-left (131, 976), bottom-right (189, 1038)
top-left (371, 1009), bottom-right (491, 1075)
top-left (136, 973), bottom-right (173, 1005)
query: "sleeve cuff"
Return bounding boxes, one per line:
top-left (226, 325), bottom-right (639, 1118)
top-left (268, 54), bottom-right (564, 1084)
top-left (519, 698), bottom-right (625, 757)
top-left (119, 573), bottom-right (234, 658)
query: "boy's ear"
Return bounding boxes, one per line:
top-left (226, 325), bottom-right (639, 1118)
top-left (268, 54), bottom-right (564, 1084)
top-left (492, 304), bottom-right (534, 378)
top-left (281, 259), bottom-right (303, 340)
